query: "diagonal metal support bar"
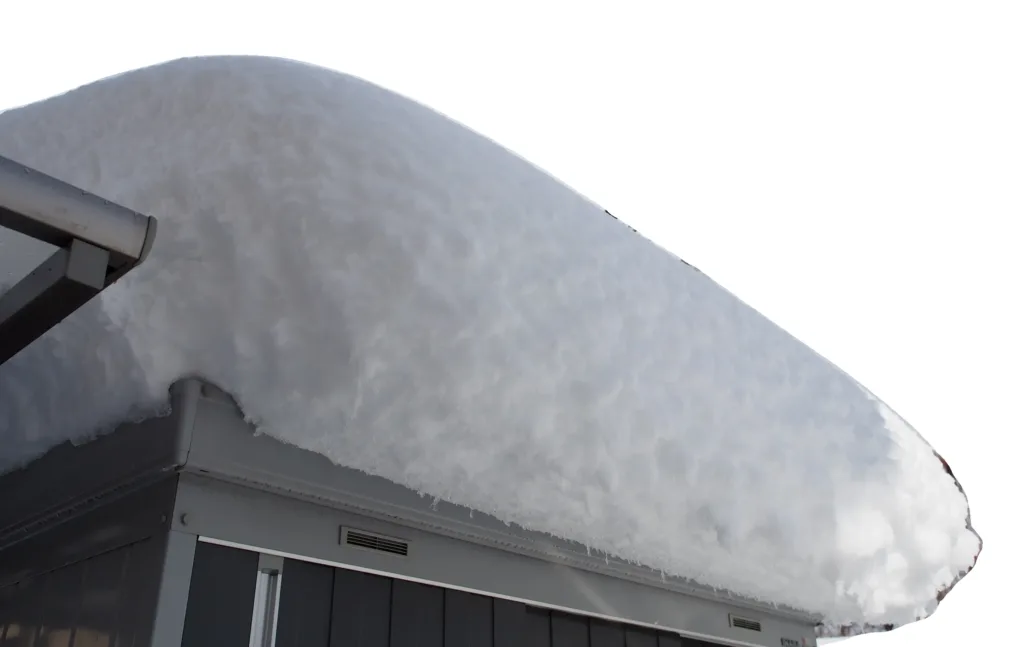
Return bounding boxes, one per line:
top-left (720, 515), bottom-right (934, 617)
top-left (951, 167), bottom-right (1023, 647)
top-left (0, 240), bottom-right (109, 363)
top-left (0, 154), bottom-right (158, 365)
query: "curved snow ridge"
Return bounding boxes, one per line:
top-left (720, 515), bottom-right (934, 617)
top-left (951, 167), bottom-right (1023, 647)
top-left (0, 56), bottom-right (980, 626)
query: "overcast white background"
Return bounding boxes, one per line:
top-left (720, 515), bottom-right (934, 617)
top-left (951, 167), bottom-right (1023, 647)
top-left (2, 1), bottom-right (1020, 644)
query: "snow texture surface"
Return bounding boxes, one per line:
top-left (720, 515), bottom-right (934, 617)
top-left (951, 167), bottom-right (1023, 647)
top-left (0, 56), bottom-right (980, 627)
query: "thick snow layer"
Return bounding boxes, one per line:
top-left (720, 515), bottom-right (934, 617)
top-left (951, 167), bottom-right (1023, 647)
top-left (0, 56), bottom-right (979, 626)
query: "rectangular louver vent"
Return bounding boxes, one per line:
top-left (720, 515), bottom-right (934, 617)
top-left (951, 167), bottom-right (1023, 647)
top-left (341, 527), bottom-right (410, 557)
top-left (729, 615), bottom-right (762, 632)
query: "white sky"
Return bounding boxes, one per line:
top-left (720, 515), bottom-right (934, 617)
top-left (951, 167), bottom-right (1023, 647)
top-left (3, 1), bottom-right (1020, 644)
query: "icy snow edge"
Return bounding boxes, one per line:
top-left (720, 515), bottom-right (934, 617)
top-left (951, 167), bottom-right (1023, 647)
top-left (0, 56), bottom-right (980, 628)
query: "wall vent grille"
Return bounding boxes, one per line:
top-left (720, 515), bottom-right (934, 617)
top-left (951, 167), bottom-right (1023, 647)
top-left (340, 527), bottom-right (410, 557)
top-left (730, 615), bottom-right (763, 632)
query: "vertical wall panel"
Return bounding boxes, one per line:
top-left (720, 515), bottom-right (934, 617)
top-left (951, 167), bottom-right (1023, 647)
top-left (1, 545), bottom-right (747, 647)
top-left (443, 590), bottom-right (492, 647)
top-left (180, 542), bottom-right (259, 647)
top-left (390, 580), bottom-right (443, 647)
top-left (551, 612), bottom-right (588, 647)
top-left (276, 559), bottom-right (333, 647)
top-left (657, 634), bottom-right (683, 647)
top-left (624, 627), bottom-right (657, 647)
top-left (35, 561), bottom-right (83, 647)
top-left (116, 540), bottom-right (155, 647)
top-left (118, 535), bottom-right (173, 647)
top-left (18, 571), bottom-right (47, 647)
top-left (330, 569), bottom-right (392, 647)
top-left (76, 547), bottom-right (130, 647)
top-left (524, 607), bottom-right (552, 647)
top-left (678, 637), bottom-right (718, 647)
top-left (0, 578), bottom-right (35, 647)
top-left (590, 619), bottom-right (625, 647)
top-left (493, 599), bottom-right (529, 647)
top-left (0, 584), bottom-right (11, 642)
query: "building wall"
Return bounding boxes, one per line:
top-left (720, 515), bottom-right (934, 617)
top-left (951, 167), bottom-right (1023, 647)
top-left (0, 478), bottom-right (184, 647)
top-left (0, 535), bottom-right (168, 647)
top-left (176, 387), bottom-right (818, 646)
top-left (174, 474), bottom-right (812, 647)
top-left (181, 541), bottom-right (721, 647)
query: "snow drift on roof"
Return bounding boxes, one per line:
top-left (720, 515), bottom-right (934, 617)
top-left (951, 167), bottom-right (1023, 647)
top-left (0, 56), bottom-right (980, 628)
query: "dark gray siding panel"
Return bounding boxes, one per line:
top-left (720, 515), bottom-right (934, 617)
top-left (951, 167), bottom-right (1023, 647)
top-left (552, 612), bottom-right (590, 647)
top-left (277, 559), bottom-right (333, 647)
top-left (624, 628), bottom-right (658, 647)
top-left (525, 607), bottom-right (553, 647)
top-left (0, 576), bottom-right (44, 647)
top-left (0, 585), bottom-right (10, 641)
top-left (330, 569), bottom-right (392, 647)
top-left (77, 546), bottom-right (132, 646)
top-left (658, 634), bottom-right (683, 647)
top-left (493, 599), bottom-right (530, 647)
top-left (37, 561), bottom-right (84, 645)
top-left (389, 580), bottom-right (444, 647)
top-left (678, 638), bottom-right (718, 647)
top-left (590, 619), bottom-right (626, 647)
top-left (173, 475), bottom-right (811, 647)
top-left (180, 542), bottom-right (258, 647)
top-left (444, 590), bottom-right (492, 647)
top-left (202, 550), bottom-right (729, 647)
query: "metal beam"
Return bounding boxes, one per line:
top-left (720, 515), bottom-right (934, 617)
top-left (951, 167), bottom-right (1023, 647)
top-left (0, 154), bottom-right (158, 364)
top-left (0, 155), bottom-right (157, 268)
top-left (0, 240), bottom-right (108, 363)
